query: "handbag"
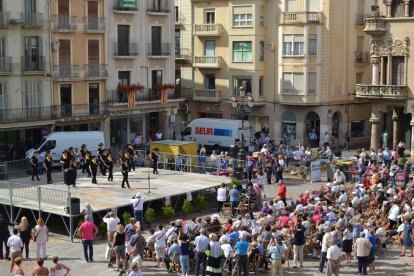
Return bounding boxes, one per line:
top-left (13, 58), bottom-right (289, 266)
top-left (32, 226), bottom-right (43, 242)
top-left (105, 245), bottom-right (112, 259)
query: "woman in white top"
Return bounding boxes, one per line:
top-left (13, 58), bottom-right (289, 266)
top-left (33, 218), bottom-right (49, 259)
top-left (49, 255), bottom-right (70, 276)
top-left (216, 183), bottom-right (227, 214)
top-left (154, 225), bottom-right (167, 267)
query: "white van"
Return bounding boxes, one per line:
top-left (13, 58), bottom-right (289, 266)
top-left (182, 119), bottom-right (251, 149)
top-left (25, 131), bottom-right (104, 165)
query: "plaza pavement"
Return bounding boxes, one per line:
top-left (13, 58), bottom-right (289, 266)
top-left (1, 172), bottom-right (414, 275)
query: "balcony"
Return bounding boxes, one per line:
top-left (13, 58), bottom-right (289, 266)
top-left (0, 12), bottom-right (8, 27)
top-left (146, 0), bottom-right (170, 14)
top-left (21, 56), bottom-right (45, 73)
top-left (356, 14), bottom-right (370, 25)
top-left (107, 89), bottom-right (182, 106)
top-left (193, 89), bottom-right (221, 102)
top-left (85, 64), bottom-right (108, 78)
top-left (355, 51), bottom-right (369, 64)
top-left (175, 48), bottom-right (192, 63)
top-left (21, 13), bottom-right (44, 28)
top-left (113, 42), bottom-right (139, 58)
top-left (84, 16), bottom-right (105, 32)
top-left (193, 24), bottom-right (223, 36)
top-left (280, 12), bottom-right (321, 25)
top-left (53, 65), bottom-right (80, 79)
top-left (0, 104), bottom-right (108, 124)
top-left (52, 15), bottom-right (78, 31)
top-left (355, 84), bottom-right (408, 100)
top-left (147, 43), bottom-right (171, 57)
top-left (175, 17), bottom-right (184, 26)
top-left (0, 57), bottom-right (12, 74)
top-left (114, 0), bottom-right (138, 13)
top-left (193, 56), bottom-right (222, 69)
top-left (363, 17), bottom-right (386, 36)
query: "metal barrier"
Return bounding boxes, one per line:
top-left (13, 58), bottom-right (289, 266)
top-left (0, 159), bottom-right (31, 179)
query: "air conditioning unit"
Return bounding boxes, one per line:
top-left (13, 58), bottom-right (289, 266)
top-left (9, 19), bottom-right (24, 25)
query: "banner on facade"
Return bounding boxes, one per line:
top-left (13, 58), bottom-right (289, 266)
top-left (118, 0), bottom-right (136, 9)
top-left (311, 160), bottom-right (321, 182)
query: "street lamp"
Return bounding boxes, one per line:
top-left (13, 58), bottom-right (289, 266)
top-left (231, 84), bottom-right (254, 162)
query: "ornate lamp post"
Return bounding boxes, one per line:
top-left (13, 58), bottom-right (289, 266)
top-left (231, 84), bottom-right (254, 162)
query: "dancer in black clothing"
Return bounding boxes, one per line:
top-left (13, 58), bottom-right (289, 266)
top-left (99, 149), bottom-right (108, 176)
top-left (121, 160), bottom-right (130, 189)
top-left (70, 159), bottom-right (80, 188)
top-left (31, 151), bottom-right (40, 181)
top-left (127, 143), bottom-right (135, 171)
top-left (151, 148), bottom-right (159, 174)
top-left (67, 147), bottom-right (75, 161)
top-left (60, 150), bottom-right (70, 169)
top-left (84, 151), bottom-right (92, 177)
top-left (90, 156), bottom-right (98, 184)
top-left (44, 151), bottom-right (53, 184)
top-left (97, 143), bottom-right (105, 175)
top-left (80, 144), bottom-right (88, 173)
top-left (105, 153), bottom-right (114, 181)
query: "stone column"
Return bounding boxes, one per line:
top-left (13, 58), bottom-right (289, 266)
top-left (411, 121), bottom-right (414, 157)
top-left (371, 56), bottom-right (380, 85)
top-left (404, 0), bottom-right (410, 17)
top-left (370, 115), bottom-right (381, 150)
top-left (387, 54), bottom-right (392, 85)
top-left (386, 1), bottom-right (392, 18)
top-left (101, 117), bottom-right (111, 148)
top-left (392, 109), bottom-right (400, 146)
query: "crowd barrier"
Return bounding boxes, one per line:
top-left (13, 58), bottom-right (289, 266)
top-left (0, 159), bottom-right (31, 179)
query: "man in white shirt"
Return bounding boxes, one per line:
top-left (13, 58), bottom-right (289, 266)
top-left (154, 225), bottom-right (167, 268)
top-left (326, 242), bottom-right (341, 276)
top-left (333, 170), bottom-right (346, 185)
top-left (388, 202), bottom-right (400, 228)
top-left (102, 211), bottom-right (120, 241)
top-left (337, 190), bottom-right (348, 204)
top-left (216, 183), bottom-right (227, 215)
top-left (155, 130), bottom-right (163, 140)
top-left (7, 228), bottom-right (23, 273)
top-left (293, 147), bottom-right (304, 161)
top-left (131, 193), bottom-right (145, 229)
top-left (318, 227), bottom-right (333, 273)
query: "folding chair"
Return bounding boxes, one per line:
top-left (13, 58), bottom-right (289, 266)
top-left (222, 202), bottom-right (232, 217)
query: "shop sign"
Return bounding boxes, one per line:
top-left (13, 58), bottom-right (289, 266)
top-left (58, 115), bottom-right (104, 123)
top-left (118, 0), bottom-right (137, 9)
top-left (110, 107), bottom-right (169, 116)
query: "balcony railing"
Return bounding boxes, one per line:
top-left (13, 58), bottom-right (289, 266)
top-left (85, 64), bottom-right (108, 78)
top-left (52, 15), bottom-right (78, 30)
top-left (193, 56), bottom-right (222, 69)
top-left (113, 42), bottom-right (139, 57)
top-left (193, 89), bottom-right (221, 102)
top-left (0, 12), bottom-right (8, 27)
top-left (355, 52), bottom-right (369, 64)
top-left (355, 84), bottom-right (408, 99)
top-left (114, 0), bottom-right (138, 12)
top-left (21, 56), bottom-right (45, 72)
top-left (53, 65), bottom-right (80, 79)
top-left (280, 12), bottom-right (321, 24)
top-left (0, 104), bottom-right (108, 124)
top-left (175, 48), bottom-right (191, 60)
top-left (22, 13), bottom-right (44, 28)
top-left (84, 16), bottom-right (105, 31)
top-left (107, 89), bottom-right (182, 105)
top-left (146, 0), bottom-right (170, 13)
top-left (363, 17), bottom-right (386, 36)
top-left (147, 43), bottom-right (171, 57)
top-left (356, 14), bottom-right (370, 25)
top-left (193, 24), bottom-right (223, 36)
top-left (0, 57), bottom-right (11, 74)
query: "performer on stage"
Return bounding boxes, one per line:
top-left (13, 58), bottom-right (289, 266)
top-left (60, 150), bottom-right (70, 170)
top-left (90, 156), bottom-right (98, 184)
top-left (97, 143), bottom-right (105, 175)
top-left (84, 151), bottom-right (91, 178)
top-left (31, 151), bottom-right (40, 181)
top-left (105, 153), bottom-right (114, 182)
top-left (121, 159), bottom-right (130, 189)
top-left (151, 148), bottom-right (159, 174)
top-left (99, 149), bottom-right (108, 176)
top-left (127, 143), bottom-right (135, 171)
top-left (80, 144), bottom-right (88, 173)
top-left (70, 159), bottom-right (80, 188)
top-left (44, 151), bottom-right (53, 184)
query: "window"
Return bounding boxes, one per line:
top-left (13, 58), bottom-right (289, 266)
top-left (287, 0), bottom-right (296, 12)
top-left (308, 72), bottom-right (316, 94)
top-left (205, 10), bottom-right (215, 24)
top-left (175, 6), bottom-right (179, 22)
top-left (308, 35), bottom-right (317, 56)
top-left (233, 77), bottom-right (252, 95)
top-left (392, 57), bottom-right (405, 85)
top-left (233, 14), bottom-right (252, 27)
top-left (118, 71), bottom-right (130, 85)
top-left (282, 73), bottom-right (304, 94)
top-left (204, 40), bottom-right (215, 56)
top-left (259, 41), bottom-right (264, 61)
top-left (151, 70), bottom-right (163, 87)
top-left (283, 35), bottom-right (304, 56)
top-left (308, 0), bottom-right (319, 12)
top-left (25, 80), bottom-right (41, 117)
top-left (259, 77), bottom-right (264, 96)
top-left (0, 82), bottom-right (5, 120)
top-left (233, 41), bottom-right (252, 62)
top-left (351, 121), bottom-right (365, 138)
top-left (205, 74), bottom-right (216, 89)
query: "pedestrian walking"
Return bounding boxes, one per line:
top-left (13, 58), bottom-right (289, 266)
top-left (31, 151), bottom-right (40, 181)
top-left (326, 242), bottom-right (341, 276)
top-left (7, 228), bottom-right (23, 273)
top-left (77, 215), bottom-right (98, 263)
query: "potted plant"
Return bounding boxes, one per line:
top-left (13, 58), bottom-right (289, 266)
top-left (122, 211), bottom-right (132, 226)
top-left (144, 207), bottom-right (155, 228)
top-left (98, 222), bottom-right (107, 240)
top-left (182, 199), bottom-right (192, 219)
top-left (230, 177), bottom-right (240, 190)
top-left (117, 82), bottom-right (145, 108)
top-left (162, 205), bottom-right (175, 222)
top-left (195, 194), bottom-right (207, 211)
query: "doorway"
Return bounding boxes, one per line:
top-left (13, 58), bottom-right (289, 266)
top-left (151, 26), bottom-right (162, 55)
top-left (60, 84), bottom-right (72, 117)
top-left (305, 111), bottom-right (320, 146)
top-left (89, 83), bottom-right (99, 115)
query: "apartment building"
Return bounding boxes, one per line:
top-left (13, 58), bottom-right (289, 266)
top-left (0, 0), bottom-right (52, 158)
top-left (187, 0), bottom-right (377, 148)
top-left (106, 0), bottom-right (181, 146)
top-left (355, 0), bottom-right (414, 155)
top-left (50, 0), bottom-right (109, 143)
